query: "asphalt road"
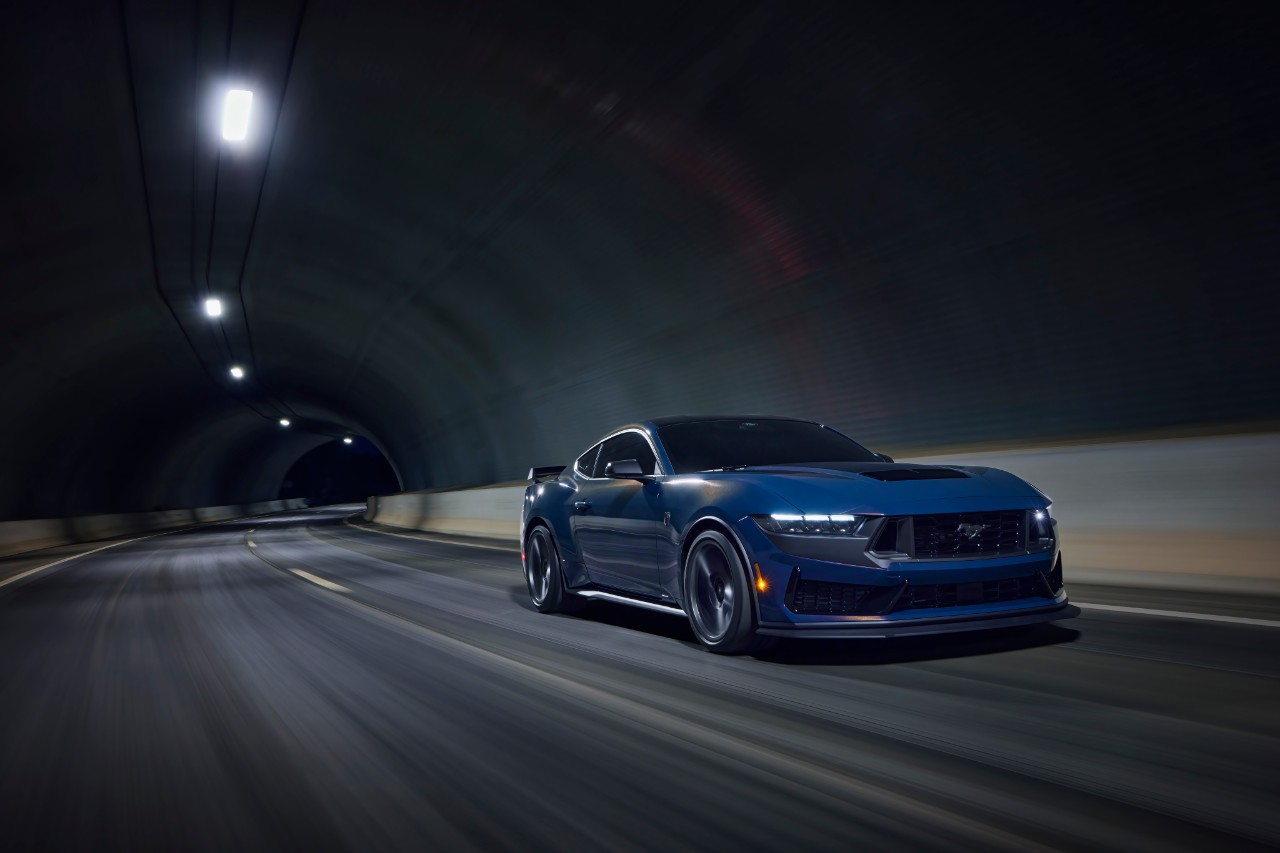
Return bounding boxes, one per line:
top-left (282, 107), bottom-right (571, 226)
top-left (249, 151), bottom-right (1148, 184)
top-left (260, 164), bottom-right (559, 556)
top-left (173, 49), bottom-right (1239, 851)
top-left (1, 507), bottom-right (1277, 851)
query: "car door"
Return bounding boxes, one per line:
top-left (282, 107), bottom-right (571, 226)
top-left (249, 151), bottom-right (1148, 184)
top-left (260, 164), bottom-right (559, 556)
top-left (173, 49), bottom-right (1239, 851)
top-left (573, 431), bottom-right (664, 596)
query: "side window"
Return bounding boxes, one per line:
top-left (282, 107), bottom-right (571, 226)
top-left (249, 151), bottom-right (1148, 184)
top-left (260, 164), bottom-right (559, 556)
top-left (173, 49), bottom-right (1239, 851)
top-left (596, 432), bottom-right (660, 476)
top-left (575, 444), bottom-right (601, 478)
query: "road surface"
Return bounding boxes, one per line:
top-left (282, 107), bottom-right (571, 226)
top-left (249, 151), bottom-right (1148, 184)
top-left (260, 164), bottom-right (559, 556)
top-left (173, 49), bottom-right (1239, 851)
top-left (1, 506), bottom-right (1276, 851)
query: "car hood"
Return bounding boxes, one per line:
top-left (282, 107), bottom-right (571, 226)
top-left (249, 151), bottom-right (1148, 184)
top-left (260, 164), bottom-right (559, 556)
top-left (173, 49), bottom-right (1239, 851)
top-left (706, 462), bottom-right (1044, 516)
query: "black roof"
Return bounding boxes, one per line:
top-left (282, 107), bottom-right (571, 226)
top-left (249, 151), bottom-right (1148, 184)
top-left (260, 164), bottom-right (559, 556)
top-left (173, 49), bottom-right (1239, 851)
top-left (646, 415), bottom-right (815, 427)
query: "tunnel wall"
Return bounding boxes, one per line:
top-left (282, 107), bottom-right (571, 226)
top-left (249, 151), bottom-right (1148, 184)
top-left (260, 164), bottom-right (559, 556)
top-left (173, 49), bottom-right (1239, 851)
top-left (3, 2), bottom-right (1275, 521)
top-left (365, 433), bottom-right (1280, 593)
top-left (0, 498), bottom-right (308, 558)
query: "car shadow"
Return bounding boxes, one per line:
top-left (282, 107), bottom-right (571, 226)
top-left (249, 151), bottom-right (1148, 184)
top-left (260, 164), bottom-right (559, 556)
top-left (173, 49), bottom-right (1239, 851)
top-left (572, 602), bottom-right (703, 645)
top-left (506, 587), bottom-right (701, 645)
top-left (506, 586), bottom-right (1080, 661)
top-left (757, 623), bottom-right (1082, 665)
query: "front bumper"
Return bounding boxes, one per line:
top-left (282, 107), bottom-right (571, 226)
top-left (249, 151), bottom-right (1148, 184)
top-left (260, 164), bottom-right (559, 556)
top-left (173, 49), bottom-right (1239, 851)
top-left (757, 601), bottom-right (1078, 638)
top-left (736, 516), bottom-right (1074, 631)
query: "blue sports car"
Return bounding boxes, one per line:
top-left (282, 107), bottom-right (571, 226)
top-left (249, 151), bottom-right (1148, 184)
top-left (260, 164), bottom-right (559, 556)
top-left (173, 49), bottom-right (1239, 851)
top-left (522, 416), bottom-right (1077, 654)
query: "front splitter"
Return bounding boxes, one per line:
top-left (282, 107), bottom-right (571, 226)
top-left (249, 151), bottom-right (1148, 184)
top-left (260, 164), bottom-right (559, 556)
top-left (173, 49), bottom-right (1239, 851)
top-left (756, 602), bottom-right (1079, 639)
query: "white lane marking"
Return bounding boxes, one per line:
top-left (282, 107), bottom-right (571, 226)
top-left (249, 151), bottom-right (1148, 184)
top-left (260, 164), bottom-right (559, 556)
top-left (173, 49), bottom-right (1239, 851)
top-left (289, 568), bottom-right (349, 592)
top-left (343, 515), bottom-right (519, 553)
top-left (324, 591), bottom-right (1049, 851)
top-left (0, 535), bottom-right (152, 589)
top-left (1078, 602), bottom-right (1280, 629)
top-left (247, 540), bottom-right (256, 548)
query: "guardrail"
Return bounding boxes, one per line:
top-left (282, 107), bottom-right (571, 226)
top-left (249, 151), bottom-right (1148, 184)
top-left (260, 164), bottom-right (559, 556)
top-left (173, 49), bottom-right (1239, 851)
top-left (365, 433), bottom-right (1280, 593)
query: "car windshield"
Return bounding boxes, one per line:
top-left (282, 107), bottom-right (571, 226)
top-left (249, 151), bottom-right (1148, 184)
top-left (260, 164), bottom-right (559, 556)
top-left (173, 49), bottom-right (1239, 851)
top-left (657, 419), bottom-right (879, 473)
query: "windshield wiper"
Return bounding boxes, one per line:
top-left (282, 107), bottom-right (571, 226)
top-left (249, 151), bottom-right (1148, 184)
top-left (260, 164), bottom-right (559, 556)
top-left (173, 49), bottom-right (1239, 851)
top-left (706, 464), bottom-right (753, 471)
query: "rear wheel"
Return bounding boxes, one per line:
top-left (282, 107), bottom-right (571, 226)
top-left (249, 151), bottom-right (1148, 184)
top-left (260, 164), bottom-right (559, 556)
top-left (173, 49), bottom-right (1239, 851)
top-left (683, 530), bottom-right (774, 655)
top-left (525, 525), bottom-right (580, 614)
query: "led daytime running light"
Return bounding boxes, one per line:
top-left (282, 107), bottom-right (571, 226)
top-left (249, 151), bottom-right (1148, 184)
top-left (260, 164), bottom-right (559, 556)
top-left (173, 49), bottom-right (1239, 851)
top-left (753, 513), bottom-right (868, 535)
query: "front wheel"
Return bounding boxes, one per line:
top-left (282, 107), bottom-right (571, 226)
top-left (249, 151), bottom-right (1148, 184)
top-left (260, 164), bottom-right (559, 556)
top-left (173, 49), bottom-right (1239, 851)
top-left (683, 530), bottom-right (774, 655)
top-left (525, 525), bottom-right (581, 614)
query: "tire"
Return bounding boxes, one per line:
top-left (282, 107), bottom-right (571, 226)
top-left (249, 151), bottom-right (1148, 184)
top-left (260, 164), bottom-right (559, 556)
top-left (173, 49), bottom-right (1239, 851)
top-left (524, 525), bottom-right (581, 614)
top-left (682, 530), bottom-right (775, 655)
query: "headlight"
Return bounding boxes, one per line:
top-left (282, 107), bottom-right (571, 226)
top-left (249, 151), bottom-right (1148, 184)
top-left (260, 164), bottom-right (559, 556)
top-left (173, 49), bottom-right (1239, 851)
top-left (752, 514), bottom-right (870, 536)
top-left (1029, 506), bottom-right (1055, 552)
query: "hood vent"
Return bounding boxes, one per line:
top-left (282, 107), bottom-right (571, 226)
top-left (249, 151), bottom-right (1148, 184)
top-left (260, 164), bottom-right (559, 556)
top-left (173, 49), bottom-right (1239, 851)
top-left (860, 468), bottom-right (970, 482)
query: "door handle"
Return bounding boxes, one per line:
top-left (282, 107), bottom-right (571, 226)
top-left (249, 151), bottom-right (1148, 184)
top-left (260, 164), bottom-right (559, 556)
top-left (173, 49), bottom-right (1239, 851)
top-left (575, 501), bottom-right (592, 512)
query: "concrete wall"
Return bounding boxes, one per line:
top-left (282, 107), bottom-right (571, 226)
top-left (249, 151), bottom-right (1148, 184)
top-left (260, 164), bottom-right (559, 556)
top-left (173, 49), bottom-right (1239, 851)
top-left (0, 499), bottom-right (309, 558)
top-left (366, 485), bottom-right (525, 541)
top-left (365, 434), bottom-right (1280, 592)
top-left (907, 434), bottom-right (1279, 591)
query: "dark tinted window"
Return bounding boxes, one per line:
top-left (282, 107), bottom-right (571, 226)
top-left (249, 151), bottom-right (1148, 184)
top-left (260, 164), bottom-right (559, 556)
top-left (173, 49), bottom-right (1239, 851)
top-left (596, 432), bottom-right (660, 476)
top-left (575, 444), bottom-right (600, 478)
top-left (657, 419), bottom-right (878, 473)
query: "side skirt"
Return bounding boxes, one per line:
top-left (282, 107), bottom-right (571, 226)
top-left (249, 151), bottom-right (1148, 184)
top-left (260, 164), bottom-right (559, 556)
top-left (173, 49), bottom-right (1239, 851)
top-left (572, 589), bottom-right (686, 617)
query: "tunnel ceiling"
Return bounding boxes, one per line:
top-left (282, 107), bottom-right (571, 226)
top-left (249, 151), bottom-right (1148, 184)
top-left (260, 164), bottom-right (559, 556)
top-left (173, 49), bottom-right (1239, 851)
top-left (1, 1), bottom-right (1276, 520)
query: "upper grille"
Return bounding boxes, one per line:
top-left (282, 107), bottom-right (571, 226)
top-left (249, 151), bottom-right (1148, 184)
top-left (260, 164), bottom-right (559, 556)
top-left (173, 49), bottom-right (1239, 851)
top-left (912, 510), bottom-right (1025, 558)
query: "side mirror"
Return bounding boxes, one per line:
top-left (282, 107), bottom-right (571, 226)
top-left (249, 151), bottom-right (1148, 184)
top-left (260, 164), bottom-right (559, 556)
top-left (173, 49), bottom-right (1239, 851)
top-left (605, 459), bottom-right (645, 478)
top-left (875, 452), bottom-right (894, 463)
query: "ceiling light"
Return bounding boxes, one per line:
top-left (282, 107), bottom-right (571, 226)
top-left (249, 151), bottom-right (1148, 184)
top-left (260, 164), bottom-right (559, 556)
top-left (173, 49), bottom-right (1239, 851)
top-left (229, 365), bottom-right (245, 379)
top-left (279, 418), bottom-right (291, 427)
top-left (203, 297), bottom-right (223, 318)
top-left (221, 89), bottom-right (253, 141)
top-left (342, 437), bottom-right (353, 445)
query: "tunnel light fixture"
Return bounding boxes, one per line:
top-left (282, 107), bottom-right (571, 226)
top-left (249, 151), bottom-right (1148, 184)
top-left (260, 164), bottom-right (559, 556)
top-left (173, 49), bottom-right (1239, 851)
top-left (229, 365), bottom-right (245, 380)
top-left (203, 297), bottom-right (223, 318)
top-left (221, 89), bottom-right (253, 141)
top-left (279, 418), bottom-right (291, 427)
top-left (343, 437), bottom-right (353, 445)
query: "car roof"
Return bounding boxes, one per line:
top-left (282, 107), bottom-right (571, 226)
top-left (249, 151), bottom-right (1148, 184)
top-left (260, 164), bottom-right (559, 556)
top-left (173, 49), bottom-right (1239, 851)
top-left (586, 416), bottom-right (822, 447)
top-left (645, 414), bottom-right (817, 427)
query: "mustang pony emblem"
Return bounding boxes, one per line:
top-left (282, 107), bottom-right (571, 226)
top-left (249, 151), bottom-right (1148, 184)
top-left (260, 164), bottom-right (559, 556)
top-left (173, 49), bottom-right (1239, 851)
top-left (956, 522), bottom-right (988, 540)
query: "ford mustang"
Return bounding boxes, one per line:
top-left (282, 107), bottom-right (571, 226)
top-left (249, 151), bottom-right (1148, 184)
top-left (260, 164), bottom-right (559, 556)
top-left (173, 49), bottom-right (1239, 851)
top-left (521, 416), bottom-right (1077, 654)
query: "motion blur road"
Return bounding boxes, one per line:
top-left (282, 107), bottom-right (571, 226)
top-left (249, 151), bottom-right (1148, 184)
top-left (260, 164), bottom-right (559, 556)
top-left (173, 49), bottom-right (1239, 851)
top-left (1, 507), bottom-right (1277, 851)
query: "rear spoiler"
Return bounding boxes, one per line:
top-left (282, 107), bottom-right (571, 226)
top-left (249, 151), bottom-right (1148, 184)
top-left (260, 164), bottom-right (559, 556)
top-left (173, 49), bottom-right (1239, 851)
top-left (528, 465), bottom-right (566, 483)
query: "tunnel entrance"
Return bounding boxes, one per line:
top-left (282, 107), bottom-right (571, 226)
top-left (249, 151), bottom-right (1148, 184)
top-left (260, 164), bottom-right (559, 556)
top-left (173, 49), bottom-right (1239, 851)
top-left (279, 438), bottom-right (400, 505)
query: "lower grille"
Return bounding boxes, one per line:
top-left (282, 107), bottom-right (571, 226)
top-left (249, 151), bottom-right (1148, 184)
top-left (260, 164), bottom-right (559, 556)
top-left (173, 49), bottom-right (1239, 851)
top-left (912, 510), bottom-right (1025, 558)
top-left (1047, 555), bottom-right (1064, 592)
top-left (788, 580), bottom-right (900, 615)
top-left (900, 573), bottom-right (1051, 610)
top-left (787, 560), bottom-right (1059, 616)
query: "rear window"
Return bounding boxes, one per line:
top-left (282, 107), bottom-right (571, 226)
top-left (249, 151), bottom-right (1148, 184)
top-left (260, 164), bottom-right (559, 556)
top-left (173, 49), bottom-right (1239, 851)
top-left (657, 419), bottom-right (877, 474)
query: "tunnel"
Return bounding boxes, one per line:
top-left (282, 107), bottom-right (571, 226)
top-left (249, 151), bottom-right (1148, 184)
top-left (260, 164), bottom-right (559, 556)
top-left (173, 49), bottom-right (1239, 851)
top-left (4, 0), bottom-right (1275, 520)
top-left (2, 1), bottom-right (1278, 850)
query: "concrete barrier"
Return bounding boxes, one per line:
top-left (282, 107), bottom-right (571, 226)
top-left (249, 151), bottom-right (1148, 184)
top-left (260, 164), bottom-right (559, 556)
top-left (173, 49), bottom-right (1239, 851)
top-left (0, 499), bottom-right (309, 558)
top-left (366, 433), bottom-right (1280, 592)
top-left (908, 434), bottom-right (1279, 592)
top-left (367, 484), bottom-right (524, 541)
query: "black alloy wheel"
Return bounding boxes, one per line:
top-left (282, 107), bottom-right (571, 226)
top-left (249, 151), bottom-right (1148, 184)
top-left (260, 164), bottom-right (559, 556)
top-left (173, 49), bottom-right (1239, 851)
top-left (683, 529), bottom-right (774, 655)
top-left (525, 525), bottom-right (580, 614)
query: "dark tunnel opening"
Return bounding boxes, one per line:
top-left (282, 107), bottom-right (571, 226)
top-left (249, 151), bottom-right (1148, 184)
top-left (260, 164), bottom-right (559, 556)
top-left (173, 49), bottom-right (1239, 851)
top-left (278, 437), bottom-right (400, 505)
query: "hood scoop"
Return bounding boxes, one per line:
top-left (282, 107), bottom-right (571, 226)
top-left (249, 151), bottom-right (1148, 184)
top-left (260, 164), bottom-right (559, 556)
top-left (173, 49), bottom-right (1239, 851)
top-left (860, 468), bottom-right (970, 482)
